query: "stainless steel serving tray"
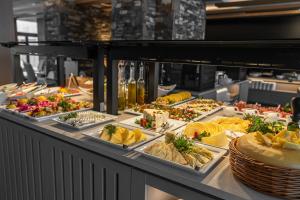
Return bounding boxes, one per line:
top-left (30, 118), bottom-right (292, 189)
top-left (124, 108), bottom-right (142, 116)
top-left (2, 107), bottom-right (92, 122)
top-left (153, 96), bottom-right (196, 107)
top-left (135, 136), bottom-right (227, 174)
top-left (81, 123), bottom-right (162, 151)
top-left (124, 108), bottom-right (206, 122)
top-left (174, 102), bottom-right (224, 116)
top-left (53, 111), bottom-right (118, 130)
top-left (124, 96), bottom-right (197, 115)
top-left (200, 106), bottom-right (224, 117)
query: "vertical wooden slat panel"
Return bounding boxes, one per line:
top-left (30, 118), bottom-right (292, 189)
top-left (13, 128), bottom-right (24, 200)
top-left (25, 135), bottom-right (36, 200)
top-left (73, 156), bottom-right (83, 200)
top-left (64, 153), bottom-right (73, 200)
top-left (0, 129), bottom-right (4, 200)
top-left (83, 160), bottom-right (92, 200)
top-left (3, 126), bottom-right (13, 200)
top-left (131, 169), bottom-right (146, 200)
top-left (93, 164), bottom-right (104, 200)
top-left (20, 134), bottom-right (29, 200)
top-left (32, 139), bottom-right (43, 200)
top-left (52, 147), bottom-right (57, 200)
top-left (0, 121), bottom-right (8, 200)
top-left (116, 166), bottom-right (132, 200)
top-left (91, 163), bottom-right (95, 200)
top-left (55, 148), bottom-right (64, 200)
top-left (40, 140), bottom-right (55, 200)
top-left (7, 125), bottom-right (19, 200)
top-left (0, 117), bottom-right (133, 200)
top-left (106, 169), bottom-right (117, 200)
top-left (114, 173), bottom-right (119, 200)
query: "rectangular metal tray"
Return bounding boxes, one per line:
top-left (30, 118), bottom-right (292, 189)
top-left (153, 96), bottom-right (196, 107)
top-left (174, 101), bottom-right (224, 116)
top-left (81, 123), bottom-right (162, 150)
top-left (124, 104), bottom-right (207, 122)
top-left (124, 109), bottom-right (142, 116)
top-left (135, 136), bottom-right (227, 174)
top-left (124, 96), bottom-right (197, 115)
top-left (2, 107), bottom-right (92, 122)
top-left (52, 111), bottom-right (118, 130)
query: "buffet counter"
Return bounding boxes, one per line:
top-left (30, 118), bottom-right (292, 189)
top-left (0, 110), bottom-right (281, 200)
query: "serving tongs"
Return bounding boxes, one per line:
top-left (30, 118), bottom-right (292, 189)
top-left (158, 122), bottom-right (174, 134)
top-left (68, 73), bottom-right (93, 96)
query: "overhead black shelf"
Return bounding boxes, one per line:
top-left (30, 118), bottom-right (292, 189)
top-left (3, 39), bottom-right (300, 48)
top-left (3, 39), bottom-right (300, 114)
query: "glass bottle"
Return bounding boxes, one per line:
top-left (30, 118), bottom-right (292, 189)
top-left (118, 61), bottom-right (126, 111)
top-left (127, 62), bottom-right (137, 108)
top-left (160, 63), bottom-right (165, 86)
top-left (137, 63), bottom-right (145, 105)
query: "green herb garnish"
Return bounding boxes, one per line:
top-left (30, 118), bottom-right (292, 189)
top-left (28, 99), bottom-right (37, 105)
top-left (173, 135), bottom-right (194, 153)
top-left (245, 114), bottom-right (284, 134)
top-left (58, 100), bottom-right (71, 111)
top-left (270, 121), bottom-right (285, 133)
top-left (287, 122), bottom-right (299, 131)
top-left (59, 112), bottom-right (77, 121)
top-left (282, 103), bottom-right (292, 113)
top-left (48, 96), bottom-right (56, 102)
top-left (197, 131), bottom-right (211, 141)
top-left (104, 124), bottom-right (116, 136)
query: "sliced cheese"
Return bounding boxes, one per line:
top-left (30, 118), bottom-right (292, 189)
top-left (184, 122), bottom-right (228, 148)
top-left (201, 131), bottom-right (228, 148)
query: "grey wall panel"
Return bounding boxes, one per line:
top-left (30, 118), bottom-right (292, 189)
top-left (248, 89), bottom-right (298, 105)
top-left (239, 81), bottom-right (249, 102)
top-left (0, 0), bottom-right (15, 85)
top-left (0, 117), bottom-right (132, 200)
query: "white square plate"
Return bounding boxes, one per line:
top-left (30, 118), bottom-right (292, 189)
top-left (119, 116), bottom-right (186, 134)
top-left (135, 136), bottom-right (227, 174)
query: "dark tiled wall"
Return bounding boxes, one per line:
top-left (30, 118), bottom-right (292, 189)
top-left (44, 1), bottom-right (112, 41)
top-left (112, 0), bottom-right (206, 40)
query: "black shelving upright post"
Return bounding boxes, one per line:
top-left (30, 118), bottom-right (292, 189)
top-left (93, 46), bottom-right (106, 112)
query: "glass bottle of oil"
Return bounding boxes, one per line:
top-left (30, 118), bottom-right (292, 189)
top-left (127, 62), bottom-right (137, 108)
top-left (137, 63), bottom-right (145, 105)
top-left (118, 61), bottom-right (126, 111)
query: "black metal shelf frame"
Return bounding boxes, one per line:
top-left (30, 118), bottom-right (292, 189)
top-left (105, 40), bottom-right (300, 114)
top-left (6, 43), bottom-right (107, 112)
top-left (3, 40), bottom-right (300, 114)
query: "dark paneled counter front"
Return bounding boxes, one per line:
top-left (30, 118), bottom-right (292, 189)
top-left (0, 111), bottom-right (281, 200)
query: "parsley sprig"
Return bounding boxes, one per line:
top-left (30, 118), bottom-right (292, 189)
top-left (104, 124), bottom-right (116, 136)
top-left (173, 135), bottom-right (194, 153)
top-left (244, 114), bottom-right (284, 134)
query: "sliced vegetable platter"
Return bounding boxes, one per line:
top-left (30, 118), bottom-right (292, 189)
top-left (81, 123), bottom-right (162, 150)
top-left (53, 110), bottom-right (118, 130)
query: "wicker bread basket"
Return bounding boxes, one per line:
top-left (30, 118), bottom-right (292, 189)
top-left (229, 138), bottom-right (300, 200)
